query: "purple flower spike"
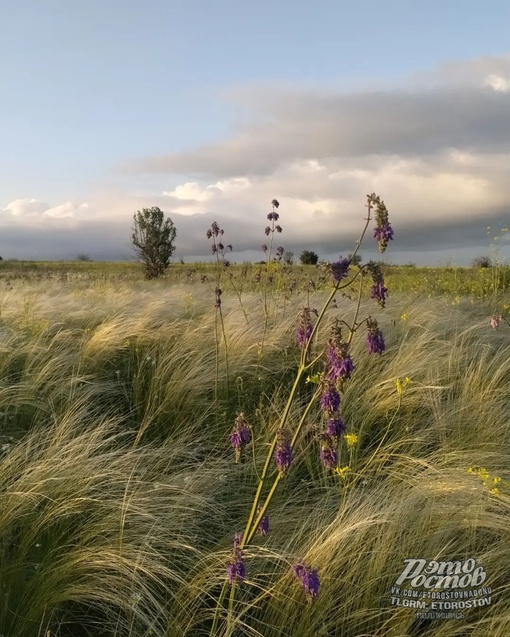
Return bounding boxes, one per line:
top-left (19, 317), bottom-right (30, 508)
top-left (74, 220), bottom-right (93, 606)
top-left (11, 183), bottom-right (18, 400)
top-left (327, 346), bottom-right (355, 382)
top-left (320, 445), bottom-right (337, 470)
top-left (296, 324), bottom-right (313, 349)
top-left (228, 533), bottom-right (245, 585)
top-left (293, 563), bottom-right (320, 601)
top-left (275, 433), bottom-right (292, 475)
top-left (374, 223), bottom-right (394, 244)
top-left (370, 281), bottom-right (388, 308)
top-left (326, 416), bottom-right (345, 438)
top-left (230, 413), bottom-right (251, 462)
top-left (366, 317), bottom-right (385, 355)
top-left (331, 258), bottom-right (350, 283)
top-left (366, 261), bottom-right (389, 308)
top-left (214, 287), bottom-right (222, 308)
top-left (370, 193), bottom-right (393, 253)
top-left (296, 307), bottom-right (314, 349)
top-left (320, 385), bottom-right (341, 414)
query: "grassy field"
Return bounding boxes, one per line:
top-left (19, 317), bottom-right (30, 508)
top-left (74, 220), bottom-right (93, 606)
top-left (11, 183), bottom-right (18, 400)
top-left (0, 261), bottom-right (509, 636)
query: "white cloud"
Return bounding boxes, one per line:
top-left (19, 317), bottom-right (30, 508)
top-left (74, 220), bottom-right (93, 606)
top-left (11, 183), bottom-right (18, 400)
top-left (3, 198), bottom-right (50, 217)
top-left (2, 198), bottom-right (89, 220)
top-left (44, 202), bottom-right (89, 218)
top-left (485, 73), bottom-right (510, 93)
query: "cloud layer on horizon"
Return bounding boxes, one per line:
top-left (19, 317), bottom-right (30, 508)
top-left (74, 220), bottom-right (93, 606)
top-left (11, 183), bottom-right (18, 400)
top-left (1, 55), bottom-right (510, 263)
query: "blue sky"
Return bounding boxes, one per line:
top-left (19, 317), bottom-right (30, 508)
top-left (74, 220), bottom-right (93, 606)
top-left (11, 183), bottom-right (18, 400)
top-left (1, 1), bottom-right (510, 262)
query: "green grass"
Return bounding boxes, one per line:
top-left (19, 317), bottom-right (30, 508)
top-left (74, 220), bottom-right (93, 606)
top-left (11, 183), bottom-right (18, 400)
top-left (0, 267), bottom-right (509, 636)
top-left (1, 259), bottom-right (510, 300)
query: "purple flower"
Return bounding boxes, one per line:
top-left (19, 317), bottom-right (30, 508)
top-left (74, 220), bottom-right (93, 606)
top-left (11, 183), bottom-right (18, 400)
top-left (366, 261), bottom-right (389, 308)
top-left (267, 211), bottom-right (280, 221)
top-left (264, 226), bottom-right (271, 236)
top-left (293, 563), bottom-right (320, 601)
top-left (320, 386), bottom-right (341, 414)
top-left (320, 445), bottom-right (337, 470)
top-left (206, 229), bottom-right (212, 239)
top-left (275, 225), bottom-right (282, 233)
top-left (271, 199), bottom-right (280, 209)
top-left (326, 416), bottom-right (345, 438)
top-left (327, 346), bottom-right (355, 382)
top-left (369, 193), bottom-right (394, 253)
top-left (275, 434), bottom-right (292, 475)
top-left (230, 413), bottom-right (251, 462)
top-left (296, 324), bottom-right (313, 349)
top-left (370, 281), bottom-right (388, 308)
top-left (297, 307), bottom-right (314, 349)
top-left (366, 317), bottom-right (385, 355)
top-left (257, 507), bottom-right (270, 536)
top-left (227, 533), bottom-right (245, 584)
top-left (373, 223), bottom-right (394, 243)
top-left (261, 244), bottom-right (268, 252)
top-left (214, 287), bottom-right (222, 308)
top-left (331, 258), bottom-right (350, 283)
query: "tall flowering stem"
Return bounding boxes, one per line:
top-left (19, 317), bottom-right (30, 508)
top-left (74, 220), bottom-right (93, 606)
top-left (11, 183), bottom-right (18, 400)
top-left (207, 222), bottom-right (233, 400)
top-left (212, 194), bottom-right (392, 637)
top-left (241, 196), bottom-right (375, 548)
top-left (257, 199), bottom-right (283, 373)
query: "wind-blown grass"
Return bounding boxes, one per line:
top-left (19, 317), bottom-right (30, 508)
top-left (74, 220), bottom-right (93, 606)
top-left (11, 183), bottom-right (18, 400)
top-left (0, 277), bottom-right (508, 636)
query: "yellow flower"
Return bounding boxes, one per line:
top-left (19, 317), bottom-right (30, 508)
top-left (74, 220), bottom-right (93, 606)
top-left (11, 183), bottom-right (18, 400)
top-left (400, 313), bottom-right (408, 321)
top-left (396, 377), bottom-right (412, 396)
top-left (344, 433), bottom-right (358, 448)
top-left (334, 466), bottom-right (351, 478)
top-left (468, 467), bottom-right (505, 495)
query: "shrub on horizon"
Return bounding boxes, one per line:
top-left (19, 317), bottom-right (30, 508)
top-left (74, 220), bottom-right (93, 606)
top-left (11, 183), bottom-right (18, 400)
top-left (131, 206), bottom-right (177, 280)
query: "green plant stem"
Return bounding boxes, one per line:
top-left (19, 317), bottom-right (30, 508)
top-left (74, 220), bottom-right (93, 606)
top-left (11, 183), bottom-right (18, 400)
top-left (210, 580), bottom-right (229, 637)
top-left (241, 365), bottom-right (305, 547)
top-left (217, 306), bottom-right (230, 401)
top-left (246, 387), bottom-right (320, 545)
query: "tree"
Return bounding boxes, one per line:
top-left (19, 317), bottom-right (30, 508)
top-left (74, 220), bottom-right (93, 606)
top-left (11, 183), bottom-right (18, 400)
top-left (132, 207), bottom-right (177, 279)
top-left (347, 252), bottom-right (362, 266)
top-left (76, 253), bottom-right (92, 262)
top-left (472, 255), bottom-right (492, 268)
top-left (299, 250), bottom-right (319, 265)
top-left (283, 250), bottom-right (294, 265)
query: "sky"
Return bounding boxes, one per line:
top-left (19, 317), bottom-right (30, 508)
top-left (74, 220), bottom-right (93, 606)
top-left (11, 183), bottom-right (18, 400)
top-left (1, 0), bottom-right (510, 264)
